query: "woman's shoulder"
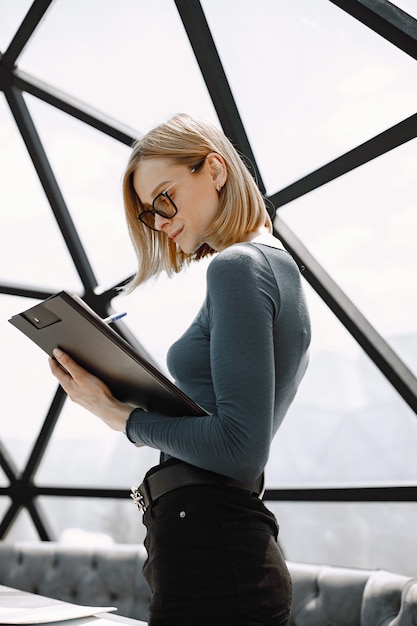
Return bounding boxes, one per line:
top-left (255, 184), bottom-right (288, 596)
top-left (210, 236), bottom-right (289, 268)
top-left (208, 242), bottom-right (258, 274)
top-left (207, 238), bottom-right (302, 294)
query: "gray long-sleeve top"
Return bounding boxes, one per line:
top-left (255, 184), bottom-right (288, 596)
top-left (126, 241), bottom-right (311, 482)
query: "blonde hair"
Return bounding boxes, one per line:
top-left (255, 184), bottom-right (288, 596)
top-left (123, 113), bottom-right (272, 288)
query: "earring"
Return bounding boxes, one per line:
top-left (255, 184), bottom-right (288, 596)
top-left (216, 185), bottom-right (222, 192)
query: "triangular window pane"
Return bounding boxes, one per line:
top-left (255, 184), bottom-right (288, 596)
top-left (25, 94), bottom-right (136, 290)
top-left (2, 295), bottom-right (62, 472)
top-left (0, 95), bottom-right (82, 292)
top-left (268, 284), bottom-right (417, 485)
top-left (279, 137), bottom-right (417, 376)
top-left (0, 1), bottom-right (33, 50)
top-left (2, 505), bottom-right (40, 543)
top-left (35, 399), bottom-right (159, 489)
top-left (391, 1), bottom-right (417, 19)
top-left (203, 0), bottom-right (417, 192)
top-left (17, 0), bottom-right (218, 129)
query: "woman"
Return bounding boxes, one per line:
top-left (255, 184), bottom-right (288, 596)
top-left (49, 113), bottom-right (311, 626)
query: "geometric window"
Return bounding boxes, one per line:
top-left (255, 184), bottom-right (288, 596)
top-left (1, 0), bottom-right (416, 576)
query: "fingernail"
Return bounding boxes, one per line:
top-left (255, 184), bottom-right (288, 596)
top-left (53, 348), bottom-right (63, 357)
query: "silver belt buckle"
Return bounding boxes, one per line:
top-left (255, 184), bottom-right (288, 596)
top-left (130, 486), bottom-right (146, 511)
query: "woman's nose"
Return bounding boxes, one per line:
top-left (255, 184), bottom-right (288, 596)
top-left (154, 213), bottom-right (171, 231)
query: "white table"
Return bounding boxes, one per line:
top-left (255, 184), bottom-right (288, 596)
top-left (0, 585), bottom-right (147, 626)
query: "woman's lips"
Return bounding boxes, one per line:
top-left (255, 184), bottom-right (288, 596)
top-left (170, 226), bottom-right (183, 241)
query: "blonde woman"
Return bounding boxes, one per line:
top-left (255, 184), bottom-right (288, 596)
top-left (50, 113), bottom-right (311, 626)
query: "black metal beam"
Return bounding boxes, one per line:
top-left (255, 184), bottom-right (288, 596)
top-left (270, 112), bottom-right (417, 209)
top-left (174, 0), bottom-right (266, 196)
top-left (1, 483), bottom-right (416, 504)
top-left (26, 500), bottom-right (54, 541)
top-left (1, 0), bottom-right (54, 69)
top-left (330, 0), bottom-right (417, 61)
top-left (0, 283), bottom-right (55, 300)
top-left (0, 502), bottom-right (22, 540)
top-left (22, 387), bottom-right (67, 483)
top-left (0, 484), bottom-right (130, 500)
top-left (4, 85), bottom-right (99, 296)
top-left (273, 216), bottom-right (417, 414)
top-left (265, 485), bottom-right (417, 502)
top-left (14, 69), bottom-right (139, 146)
top-left (0, 441), bottom-right (18, 484)
top-left (0, 388), bottom-right (65, 540)
top-left (31, 487), bottom-right (131, 499)
top-left (0, 480), bottom-right (53, 540)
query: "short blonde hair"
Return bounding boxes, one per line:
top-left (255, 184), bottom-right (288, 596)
top-left (123, 113), bottom-right (272, 288)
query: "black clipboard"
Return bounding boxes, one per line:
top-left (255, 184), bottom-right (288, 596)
top-left (8, 291), bottom-right (207, 417)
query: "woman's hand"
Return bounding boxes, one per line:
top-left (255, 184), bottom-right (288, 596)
top-left (49, 348), bottom-right (134, 432)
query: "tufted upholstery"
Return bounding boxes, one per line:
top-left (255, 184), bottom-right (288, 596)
top-left (288, 561), bottom-right (417, 626)
top-left (1, 542), bottom-right (417, 625)
top-left (288, 562), bottom-right (370, 625)
top-left (361, 569), bottom-right (417, 626)
top-left (0, 542), bottom-right (151, 622)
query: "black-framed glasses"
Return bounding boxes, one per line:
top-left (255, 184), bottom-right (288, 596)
top-left (138, 157), bottom-right (206, 231)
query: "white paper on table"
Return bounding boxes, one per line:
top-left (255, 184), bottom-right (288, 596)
top-left (0, 586), bottom-right (116, 624)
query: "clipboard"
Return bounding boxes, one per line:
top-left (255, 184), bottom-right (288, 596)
top-left (8, 291), bottom-right (207, 417)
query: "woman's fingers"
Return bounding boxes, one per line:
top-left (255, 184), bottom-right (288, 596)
top-left (51, 348), bottom-right (81, 381)
top-left (49, 348), bottom-right (102, 404)
top-left (48, 348), bottom-right (133, 431)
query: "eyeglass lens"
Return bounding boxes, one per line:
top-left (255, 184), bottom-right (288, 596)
top-left (154, 194), bottom-right (176, 218)
top-left (139, 194), bottom-right (176, 229)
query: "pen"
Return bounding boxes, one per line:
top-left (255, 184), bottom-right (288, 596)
top-left (102, 312), bottom-right (127, 324)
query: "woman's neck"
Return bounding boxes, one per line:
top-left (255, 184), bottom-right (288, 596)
top-left (242, 228), bottom-right (284, 249)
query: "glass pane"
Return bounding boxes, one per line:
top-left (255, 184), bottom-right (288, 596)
top-left (36, 399), bottom-right (160, 489)
top-left (0, 0), bottom-right (33, 50)
top-left (38, 497), bottom-right (146, 545)
top-left (202, 0), bottom-right (417, 193)
top-left (392, 1), bottom-right (417, 20)
top-left (0, 95), bottom-right (82, 292)
top-left (0, 468), bottom-right (7, 487)
top-left (278, 138), bottom-right (417, 376)
top-left (16, 0), bottom-right (219, 131)
top-left (2, 506), bottom-right (40, 543)
top-left (0, 497), bottom-right (10, 518)
top-left (270, 501), bottom-right (417, 578)
top-left (267, 284), bottom-right (417, 486)
top-left (116, 258), bottom-right (212, 369)
top-left (2, 294), bottom-right (60, 472)
top-left (25, 94), bottom-right (136, 290)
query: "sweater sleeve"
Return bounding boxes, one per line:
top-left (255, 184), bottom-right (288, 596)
top-left (125, 246), bottom-right (278, 482)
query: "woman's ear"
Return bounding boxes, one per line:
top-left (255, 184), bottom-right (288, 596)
top-left (206, 152), bottom-right (228, 192)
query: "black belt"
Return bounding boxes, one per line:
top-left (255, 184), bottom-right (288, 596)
top-left (130, 461), bottom-right (264, 512)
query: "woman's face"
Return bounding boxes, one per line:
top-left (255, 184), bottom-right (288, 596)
top-left (133, 154), bottom-right (225, 253)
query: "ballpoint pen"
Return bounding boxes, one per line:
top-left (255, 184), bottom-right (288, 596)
top-left (102, 312), bottom-right (127, 324)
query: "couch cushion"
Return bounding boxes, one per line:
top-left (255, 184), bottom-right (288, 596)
top-left (361, 569), bottom-right (417, 626)
top-left (0, 542), bottom-right (151, 621)
top-left (287, 561), bottom-right (372, 626)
